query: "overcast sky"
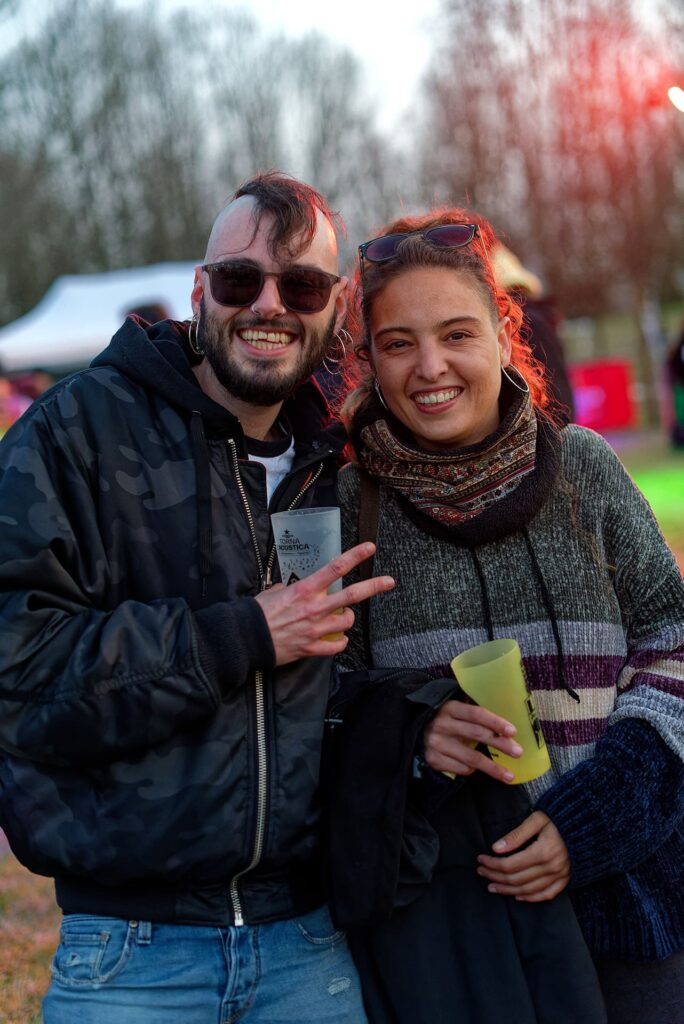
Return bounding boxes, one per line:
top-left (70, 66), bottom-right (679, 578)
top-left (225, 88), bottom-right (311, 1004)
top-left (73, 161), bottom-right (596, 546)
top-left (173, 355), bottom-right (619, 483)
top-left (120, 0), bottom-right (442, 131)
top-left (14, 0), bottom-right (666, 133)
top-left (132, 0), bottom-right (664, 131)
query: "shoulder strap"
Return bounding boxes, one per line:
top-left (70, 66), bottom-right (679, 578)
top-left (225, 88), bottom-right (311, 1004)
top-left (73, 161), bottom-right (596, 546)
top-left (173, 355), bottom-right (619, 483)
top-left (358, 471), bottom-right (380, 579)
top-left (357, 471), bottom-right (380, 664)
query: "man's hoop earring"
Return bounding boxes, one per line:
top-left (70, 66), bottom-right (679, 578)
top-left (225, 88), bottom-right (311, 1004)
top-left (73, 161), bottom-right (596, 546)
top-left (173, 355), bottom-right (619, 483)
top-left (501, 365), bottom-right (530, 394)
top-left (188, 315), bottom-right (204, 357)
top-left (321, 328), bottom-right (351, 375)
top-left (373, 377), bottom-right (390, 411)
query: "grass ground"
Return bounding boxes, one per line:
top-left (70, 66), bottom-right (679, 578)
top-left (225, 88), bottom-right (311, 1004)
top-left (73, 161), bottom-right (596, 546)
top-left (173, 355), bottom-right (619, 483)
top-left (0, 430), bottom-right (681, 1021)
top-left (0, 854), bottom-right (58, 1024)
top-left (606, 430), bottom-right (684, 568)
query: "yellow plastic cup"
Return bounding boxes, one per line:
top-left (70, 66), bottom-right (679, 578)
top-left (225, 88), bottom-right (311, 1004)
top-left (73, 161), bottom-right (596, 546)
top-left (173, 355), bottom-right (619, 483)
top-left (450, 638), bottom-right (551, 784)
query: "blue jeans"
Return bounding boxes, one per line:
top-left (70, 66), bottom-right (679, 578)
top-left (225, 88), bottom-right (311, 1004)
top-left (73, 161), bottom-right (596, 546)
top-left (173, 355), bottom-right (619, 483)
top-left (43, 906), bottom-right (368, 1023)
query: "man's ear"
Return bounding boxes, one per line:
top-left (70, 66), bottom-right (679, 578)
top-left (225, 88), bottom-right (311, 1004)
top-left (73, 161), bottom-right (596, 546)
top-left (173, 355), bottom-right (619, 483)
top-left (191, 266), bottom-right (205, 317)
top-left (333, 277), bottom-right (350, 334)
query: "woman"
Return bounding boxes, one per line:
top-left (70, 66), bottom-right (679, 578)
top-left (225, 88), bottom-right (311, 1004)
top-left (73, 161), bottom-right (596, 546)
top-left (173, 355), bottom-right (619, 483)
top-left (331, 210), bottom-right (684, 1023)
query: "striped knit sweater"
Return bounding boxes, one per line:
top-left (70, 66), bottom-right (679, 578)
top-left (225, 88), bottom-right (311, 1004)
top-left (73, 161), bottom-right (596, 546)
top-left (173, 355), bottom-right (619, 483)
top-left (338, 424), bottom-right (684, 961)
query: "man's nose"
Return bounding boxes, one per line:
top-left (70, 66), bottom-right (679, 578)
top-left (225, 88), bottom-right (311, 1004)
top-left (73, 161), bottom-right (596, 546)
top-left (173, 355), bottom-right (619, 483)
top-left (251, 274), bottom-right (287, 319)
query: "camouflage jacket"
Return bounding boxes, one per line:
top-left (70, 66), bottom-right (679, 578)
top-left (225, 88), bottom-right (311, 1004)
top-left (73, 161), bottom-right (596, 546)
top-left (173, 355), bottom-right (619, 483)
top-left (0, 317), bottom-right (344, 926)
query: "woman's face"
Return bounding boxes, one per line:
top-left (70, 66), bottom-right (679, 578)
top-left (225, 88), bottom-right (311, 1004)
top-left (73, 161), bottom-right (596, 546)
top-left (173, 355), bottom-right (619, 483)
top-left (369, 267), bottom-right (513, 451)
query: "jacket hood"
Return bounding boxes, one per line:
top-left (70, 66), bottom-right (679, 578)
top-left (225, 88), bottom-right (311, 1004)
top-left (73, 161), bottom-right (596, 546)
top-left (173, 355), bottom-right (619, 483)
top-left (91, 316), bottom-right (343, 453)
top-left (90, 315), bottom-right (345, 599)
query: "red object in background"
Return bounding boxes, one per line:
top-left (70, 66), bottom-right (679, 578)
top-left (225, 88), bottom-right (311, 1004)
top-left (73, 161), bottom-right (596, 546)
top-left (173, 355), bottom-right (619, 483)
top-left (569, 360), bottom-right (637, 430)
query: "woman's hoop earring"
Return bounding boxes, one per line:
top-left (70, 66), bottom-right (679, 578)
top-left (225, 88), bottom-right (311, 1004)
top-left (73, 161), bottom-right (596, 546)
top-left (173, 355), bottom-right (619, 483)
top-left (321, 327), bottom-right (351, 374)
top-left (373, 377), bottom-right (390, 411)
top-left (188, 315), bottom-right (204, 357)
top-left (501, 364), bottom-right (530, 395)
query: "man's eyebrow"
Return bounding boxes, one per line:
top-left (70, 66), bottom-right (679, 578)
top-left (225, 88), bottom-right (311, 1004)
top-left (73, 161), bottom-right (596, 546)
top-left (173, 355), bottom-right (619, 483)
top-left (374, 315), bottom-right (481, 340)
top-left (209, 256), bottom-right (259, 266)
top-left (208, 257), bottom-right (332, 274)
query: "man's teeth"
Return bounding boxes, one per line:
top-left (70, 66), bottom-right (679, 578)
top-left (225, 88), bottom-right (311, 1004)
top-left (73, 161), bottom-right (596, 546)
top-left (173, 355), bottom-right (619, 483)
top-left (241, 329), bottom-right (293, 349)
top-left (414, 388), bottom-right (460, 405)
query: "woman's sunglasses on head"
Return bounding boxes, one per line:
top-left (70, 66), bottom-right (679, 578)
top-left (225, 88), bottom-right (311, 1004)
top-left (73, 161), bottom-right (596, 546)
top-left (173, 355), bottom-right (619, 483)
top-left (358, 224), bottom-right (481, 275)
top-left (202, 262), bottom-right (341, 314)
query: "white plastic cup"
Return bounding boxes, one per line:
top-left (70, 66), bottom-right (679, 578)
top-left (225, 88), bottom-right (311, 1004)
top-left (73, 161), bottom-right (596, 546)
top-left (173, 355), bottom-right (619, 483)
top-left (270, 507), bottom-right (342, 592)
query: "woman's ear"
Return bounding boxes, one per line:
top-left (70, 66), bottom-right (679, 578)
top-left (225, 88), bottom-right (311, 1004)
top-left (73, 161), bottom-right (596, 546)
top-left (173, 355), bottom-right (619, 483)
top-left (497, 316), bottom-right (513, 368)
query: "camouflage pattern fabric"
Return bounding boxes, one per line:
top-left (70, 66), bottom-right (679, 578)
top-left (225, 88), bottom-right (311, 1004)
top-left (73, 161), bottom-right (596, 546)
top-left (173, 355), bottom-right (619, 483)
top-left (0, 318), bottom-right (343, 925)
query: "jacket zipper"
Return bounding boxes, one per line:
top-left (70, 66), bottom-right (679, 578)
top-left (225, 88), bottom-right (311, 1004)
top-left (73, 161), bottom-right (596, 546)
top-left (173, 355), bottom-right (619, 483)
top-left (226, 439), bottom-right (323, 925)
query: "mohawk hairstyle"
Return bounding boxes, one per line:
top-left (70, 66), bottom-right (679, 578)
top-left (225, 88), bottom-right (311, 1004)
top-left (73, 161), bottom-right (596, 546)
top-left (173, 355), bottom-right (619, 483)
top-left (231, 170), bottom-right (342, 260)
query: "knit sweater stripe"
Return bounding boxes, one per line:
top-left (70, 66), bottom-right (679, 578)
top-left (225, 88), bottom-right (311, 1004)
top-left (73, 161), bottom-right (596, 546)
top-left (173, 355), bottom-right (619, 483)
top-left (417, 653), bottom-right (626, 692)
top-left (621, 671), bottom-right (684, 698)
top-left (372, 621), bottom-right (630, 664)
top-left (618, 656), bottom-right (684, 690)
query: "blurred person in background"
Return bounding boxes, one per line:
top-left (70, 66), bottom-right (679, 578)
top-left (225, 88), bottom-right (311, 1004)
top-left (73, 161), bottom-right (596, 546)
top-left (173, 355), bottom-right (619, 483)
top-left (0, 171), bottom-right (393, 1023)
top-left (666, 312), bottom-right (684, 448)
top-left (0, 376), bottom-right (31, 436)
top-left (10, 369), bottom-right (55, 401)
top-left (124, 301), bottom-right (172, 325)
top-left (492, 241), bottom-right (575, 424)
top-left (327, 208), bottom-right (684, 1024)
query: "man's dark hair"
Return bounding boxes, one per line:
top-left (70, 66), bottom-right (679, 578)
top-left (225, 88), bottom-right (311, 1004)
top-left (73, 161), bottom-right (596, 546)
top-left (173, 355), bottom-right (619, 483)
top-left (231, 170), bottom-right (342, 260)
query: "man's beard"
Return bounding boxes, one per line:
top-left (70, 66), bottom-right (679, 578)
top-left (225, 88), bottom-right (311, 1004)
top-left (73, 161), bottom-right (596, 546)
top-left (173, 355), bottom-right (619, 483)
top-left (198, 298), bottom-right (336, 406)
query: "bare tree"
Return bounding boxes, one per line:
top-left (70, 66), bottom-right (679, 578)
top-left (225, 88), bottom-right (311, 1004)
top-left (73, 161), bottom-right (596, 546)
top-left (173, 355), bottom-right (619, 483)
top-left (193, 17), bottom-right (405, 256)
top-left (0, 0), bottom-right (213, 321)
top-left (0, 1), bottom-right (401, 325)
top-left (419, 0), bottom-right (684, 314)
top-left (416, 0), bottom-right (684, 421)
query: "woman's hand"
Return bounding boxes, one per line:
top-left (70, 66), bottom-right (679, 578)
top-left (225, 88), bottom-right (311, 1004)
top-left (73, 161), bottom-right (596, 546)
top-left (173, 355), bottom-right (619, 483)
top-left (476, 810), bottom-right (571, 901)
top-left (423, 699), bottom-right (523, 784)
top-left (255, 542), bottom-right (394, 666)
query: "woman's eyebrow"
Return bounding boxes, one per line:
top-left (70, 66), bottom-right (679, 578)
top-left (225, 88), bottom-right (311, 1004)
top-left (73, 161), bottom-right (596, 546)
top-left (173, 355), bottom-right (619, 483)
top-left (374, 324), bottom-right (412, 340)
top-left (437, 316), bottom-right (481, 330)
top-left (374, 315), bottom-right (481, 340)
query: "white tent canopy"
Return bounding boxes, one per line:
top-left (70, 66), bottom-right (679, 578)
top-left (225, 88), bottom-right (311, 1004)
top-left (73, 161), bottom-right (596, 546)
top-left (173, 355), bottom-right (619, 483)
top-left (0, 262), bottom-right (196, 373)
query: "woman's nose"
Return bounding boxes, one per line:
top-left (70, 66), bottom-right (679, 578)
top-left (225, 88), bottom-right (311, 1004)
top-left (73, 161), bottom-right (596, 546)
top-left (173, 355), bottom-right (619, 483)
top-left (414, 342), bottom-right (448, 381)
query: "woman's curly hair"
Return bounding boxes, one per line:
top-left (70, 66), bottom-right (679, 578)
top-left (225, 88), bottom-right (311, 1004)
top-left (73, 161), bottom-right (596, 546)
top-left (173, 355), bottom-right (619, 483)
top-left (340, 207), bottom-right (552, 427)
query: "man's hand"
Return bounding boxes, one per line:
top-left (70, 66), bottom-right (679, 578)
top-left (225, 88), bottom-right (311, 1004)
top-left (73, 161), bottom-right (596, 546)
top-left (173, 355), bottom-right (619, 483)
top-left (423, 699), bottom-right (522, 784)
top-left (476, 810), bottom-right (571, 901)
top-left (255, 542), bottom-right (394, 666)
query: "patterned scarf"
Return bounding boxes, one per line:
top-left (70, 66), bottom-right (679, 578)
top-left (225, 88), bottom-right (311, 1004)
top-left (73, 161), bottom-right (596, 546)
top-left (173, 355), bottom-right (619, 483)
top-left (357, 385), bottom-right (538, 527)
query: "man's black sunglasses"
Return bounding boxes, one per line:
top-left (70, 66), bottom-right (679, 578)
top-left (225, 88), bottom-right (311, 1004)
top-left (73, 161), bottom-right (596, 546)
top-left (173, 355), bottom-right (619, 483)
top-left (202, 261), bottom-right (341, 314)
top-left (358, 224), bottom-right (480, 275)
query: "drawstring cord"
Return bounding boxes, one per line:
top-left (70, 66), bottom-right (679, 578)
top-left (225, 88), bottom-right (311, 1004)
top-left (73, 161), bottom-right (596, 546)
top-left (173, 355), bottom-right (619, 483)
top-left (190, 411), bottom-right (213, 598)
top-left (522, 528), bottom-right (580, 703)
top-left (468, 532), bottom-right (580, 703)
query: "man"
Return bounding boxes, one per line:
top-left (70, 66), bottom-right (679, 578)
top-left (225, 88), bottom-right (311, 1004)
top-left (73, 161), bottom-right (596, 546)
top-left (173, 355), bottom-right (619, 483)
top-left (0, 172), bottom-right (393, 1022)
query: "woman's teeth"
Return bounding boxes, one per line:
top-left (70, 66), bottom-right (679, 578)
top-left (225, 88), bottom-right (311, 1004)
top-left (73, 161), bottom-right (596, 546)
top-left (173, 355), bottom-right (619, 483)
top-left (413, 388), bottom-right (460, 405)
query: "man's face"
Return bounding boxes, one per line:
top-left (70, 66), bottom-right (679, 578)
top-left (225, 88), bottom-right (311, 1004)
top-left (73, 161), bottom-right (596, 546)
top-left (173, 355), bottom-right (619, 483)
top-left (192, 197), bottom-right (347, 407)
